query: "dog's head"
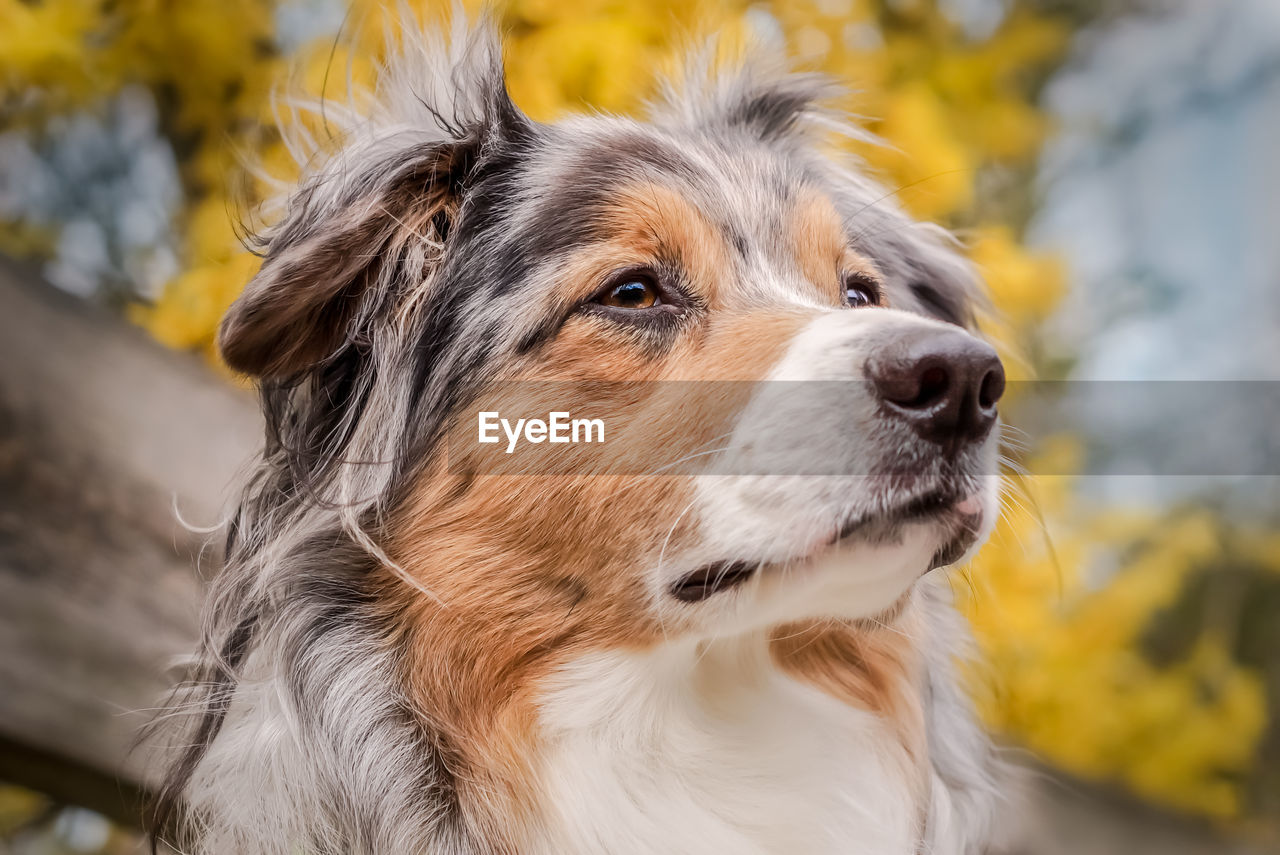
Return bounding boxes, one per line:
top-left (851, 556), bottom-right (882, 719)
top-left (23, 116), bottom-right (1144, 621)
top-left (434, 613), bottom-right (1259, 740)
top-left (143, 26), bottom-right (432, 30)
top-left (153, 23), bottom-right (1011, 852)
top-left (219, 24), bottom-right (1000, 681)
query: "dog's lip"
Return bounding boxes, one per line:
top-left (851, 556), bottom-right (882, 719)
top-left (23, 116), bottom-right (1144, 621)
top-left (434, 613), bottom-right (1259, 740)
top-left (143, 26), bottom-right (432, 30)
top-left (669, 560), bottom-right (758, 602)
top-left (670, 489), bottom-right (983, 603)
top-left (832, 488), bottom-right (982, 544)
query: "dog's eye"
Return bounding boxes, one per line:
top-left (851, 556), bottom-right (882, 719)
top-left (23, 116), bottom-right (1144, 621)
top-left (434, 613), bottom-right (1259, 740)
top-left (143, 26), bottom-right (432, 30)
top-left (580, 267), bottom-right (690, 329)
top-left (595, 272), bottom-right (661, 310)
top-left (843, 272), bottom-right (882, 308)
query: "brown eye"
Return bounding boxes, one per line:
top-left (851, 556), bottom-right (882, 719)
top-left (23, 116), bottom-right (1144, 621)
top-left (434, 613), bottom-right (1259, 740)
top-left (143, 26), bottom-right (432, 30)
top-left (596, 274), bottom-right (660, 309)
top-left (844, 272), bottom-right (881, 308)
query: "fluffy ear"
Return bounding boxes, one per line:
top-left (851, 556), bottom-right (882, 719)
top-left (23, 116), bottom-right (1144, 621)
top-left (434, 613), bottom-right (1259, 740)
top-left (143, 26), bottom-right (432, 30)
top-left (218, 143), bottom-right (460, 378)
top-left (218, 25), bottom-right (531, 379)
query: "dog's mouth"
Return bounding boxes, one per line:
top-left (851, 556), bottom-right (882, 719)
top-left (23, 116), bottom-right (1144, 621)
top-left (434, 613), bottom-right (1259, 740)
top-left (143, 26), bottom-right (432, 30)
top-left (669, 560), bottom-right (758, 603)
top-left (669, 487), bottom-right (984, 604)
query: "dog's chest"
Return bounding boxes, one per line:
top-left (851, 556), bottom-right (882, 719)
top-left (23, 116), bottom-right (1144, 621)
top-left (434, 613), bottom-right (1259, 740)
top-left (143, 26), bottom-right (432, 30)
top-left (525, 644), bottom-right (921, 855)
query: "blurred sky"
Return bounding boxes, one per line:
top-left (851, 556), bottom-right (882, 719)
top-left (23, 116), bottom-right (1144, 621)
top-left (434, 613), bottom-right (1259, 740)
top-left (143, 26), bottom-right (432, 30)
top-left (1031, 0), bottom-right (1280, 382)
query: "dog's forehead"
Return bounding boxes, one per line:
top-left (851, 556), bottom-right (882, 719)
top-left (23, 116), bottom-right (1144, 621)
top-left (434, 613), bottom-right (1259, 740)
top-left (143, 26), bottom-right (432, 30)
top-left (511, 117), bottom-right (820, 261)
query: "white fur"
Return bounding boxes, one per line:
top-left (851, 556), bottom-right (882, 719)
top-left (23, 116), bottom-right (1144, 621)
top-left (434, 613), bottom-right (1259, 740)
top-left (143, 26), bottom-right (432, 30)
top-left (662, 309), bottom-right (1002, 634)
top-left (530, 576), bottom-right (1000, 855)
top-left (543, 306), bottom-right (1006, 855)
top-left (531, 638), bottom-right (921, 855)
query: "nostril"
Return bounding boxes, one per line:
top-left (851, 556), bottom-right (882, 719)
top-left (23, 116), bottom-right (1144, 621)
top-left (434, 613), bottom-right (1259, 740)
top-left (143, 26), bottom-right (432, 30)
top-left (977, 363), bottom-right (1005, 410)
top-left (873, 360), bottom-right (952, 410)
top-left (910, 364), bottom-right (949, 408)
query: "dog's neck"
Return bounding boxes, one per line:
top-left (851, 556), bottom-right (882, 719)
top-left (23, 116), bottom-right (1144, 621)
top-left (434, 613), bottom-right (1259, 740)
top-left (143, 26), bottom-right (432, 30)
top-left (523, 621), bottom-right (930, 855)
top-left (185, 574), bottom-right (996, 855)
top-left (390, 570), bottom-right (1002, 855)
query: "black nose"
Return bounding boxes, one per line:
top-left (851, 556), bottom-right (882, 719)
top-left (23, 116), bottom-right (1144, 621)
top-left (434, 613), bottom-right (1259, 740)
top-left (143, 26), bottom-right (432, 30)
top-left (868, 328), bottom-right (1005, 449)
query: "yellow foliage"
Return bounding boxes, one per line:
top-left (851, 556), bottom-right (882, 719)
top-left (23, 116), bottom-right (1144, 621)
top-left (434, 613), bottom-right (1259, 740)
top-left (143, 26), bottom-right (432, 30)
top-left (865, 82), bottom-right (972, 219)
top-left (120, 0), bottom-right (1075, 352)
top-left (0, 0), bottom-right (98, 105)
top-left (963, 487), bottom-right (1270, 819)
top-left (969, 225), bottom-right (1065, 376)
top-left (114, 0), bottom-right (278, 140)
top-left (505, 15), bottom-right (663, 118)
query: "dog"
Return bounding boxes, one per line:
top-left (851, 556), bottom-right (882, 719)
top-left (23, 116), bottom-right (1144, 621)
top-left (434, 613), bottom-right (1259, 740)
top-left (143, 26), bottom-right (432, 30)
top-left (153, 17), bottom-right (1006, 855)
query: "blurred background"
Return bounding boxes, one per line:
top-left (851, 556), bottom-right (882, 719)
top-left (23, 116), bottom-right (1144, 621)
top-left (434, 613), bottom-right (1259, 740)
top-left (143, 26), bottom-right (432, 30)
top-left (0, 0), bottom-right (1277, 852)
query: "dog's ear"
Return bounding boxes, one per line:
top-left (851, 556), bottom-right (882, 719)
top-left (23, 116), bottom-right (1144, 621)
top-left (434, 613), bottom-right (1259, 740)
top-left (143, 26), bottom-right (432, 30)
top-left (218, 35), bottom-right (532, 380)
top-left (218, 143), bottom-right (462, 379)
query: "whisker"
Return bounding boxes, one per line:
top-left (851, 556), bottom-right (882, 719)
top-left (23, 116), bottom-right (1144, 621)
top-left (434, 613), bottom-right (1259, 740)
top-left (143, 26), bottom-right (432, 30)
top-left (645, 444), bottom-right (735, 475)
top-left (654, 494), bottom-right (701, 643)
top-left (847, 167), bottom-right (977, 240)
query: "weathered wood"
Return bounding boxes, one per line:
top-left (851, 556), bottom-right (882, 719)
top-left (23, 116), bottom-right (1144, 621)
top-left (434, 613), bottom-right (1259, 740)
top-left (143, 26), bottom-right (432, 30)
top-left (0, 258), bottom-right (261, 824)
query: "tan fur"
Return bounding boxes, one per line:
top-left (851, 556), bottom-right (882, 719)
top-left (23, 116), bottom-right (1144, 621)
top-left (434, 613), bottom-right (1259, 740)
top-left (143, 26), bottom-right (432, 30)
top-left (789, 189), bottom-right (885, 305)
top-left (770, 616), bottom-right (923, 745)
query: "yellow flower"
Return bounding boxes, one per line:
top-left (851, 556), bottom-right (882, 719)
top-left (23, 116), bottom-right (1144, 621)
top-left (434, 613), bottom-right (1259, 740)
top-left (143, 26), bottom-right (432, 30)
top-left (863, 83), bottom-right (973, 221)
top-left (970, 225), bottom-right (1064, 325)
top-left (0, 0), bottom-right (96, 96)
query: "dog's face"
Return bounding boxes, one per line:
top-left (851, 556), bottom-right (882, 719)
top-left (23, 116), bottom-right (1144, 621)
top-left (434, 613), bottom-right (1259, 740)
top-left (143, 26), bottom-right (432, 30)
top-left (217, 45), bottom-right (1001, 689)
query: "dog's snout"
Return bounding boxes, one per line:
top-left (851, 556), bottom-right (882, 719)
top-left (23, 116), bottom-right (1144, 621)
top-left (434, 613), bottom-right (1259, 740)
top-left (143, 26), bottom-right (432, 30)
top-left (869, 328), bottom-right (1005, 448)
